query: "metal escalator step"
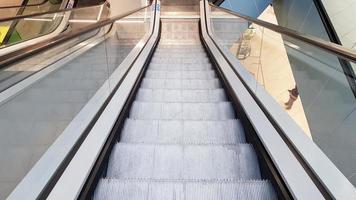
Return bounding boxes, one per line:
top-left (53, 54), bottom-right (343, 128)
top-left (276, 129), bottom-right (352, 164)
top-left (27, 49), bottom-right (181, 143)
top-left (154, 50), bottom-right (206, 55)
top-left (120, 119), bottom-right (246, 144)
top-left (136, 88), bottom-right (226, 102)
top-left (141, 78), bottom-right (221, 90)
top-left (129, 102), bottom-right (235, 120)
top-left (156, 45), bottom-right (204, 49)
top-left (156, 45), bottom-right (203, 48)
top-left (153, 52), bottom-right (208, 58)
top-left (149, 63), bottom-right (212, 71)
top-left (106, 143), bottom-right (261, 180)
top-left (151, 57), bottom-right (210, 64)
top-left (145, 70), bottom-right (216, 79)
top-left (94, 179), bottom-right (277, 200)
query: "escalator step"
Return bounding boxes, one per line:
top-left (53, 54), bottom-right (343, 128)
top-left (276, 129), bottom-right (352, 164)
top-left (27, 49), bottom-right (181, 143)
top-left (149, 63), bottom-right (212, 71)
top-left (141, 78), bottom-right (221, 90)
top-left (94, 179), bottom-right (277, 200)
top-left (129, 102), bottom-right (235, 120)
top-left (151, 57), bottom-right (210, 64)
top-left (145, 69), bottom-right (216, 79)
top-left (106, 143), bottom-right (261, 180)
top-left (135, 88), bottom-right (227, 102)
top-left (120, 119), bottom-right (246, 144)
top-left (153, 52), bottom-right (208, 58)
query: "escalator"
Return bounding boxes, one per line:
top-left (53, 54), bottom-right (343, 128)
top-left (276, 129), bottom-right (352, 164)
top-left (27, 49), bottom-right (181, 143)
top-left (1, 0), bottom-right (356, 200)
top-left (93, 18), bottom-right (276, 199)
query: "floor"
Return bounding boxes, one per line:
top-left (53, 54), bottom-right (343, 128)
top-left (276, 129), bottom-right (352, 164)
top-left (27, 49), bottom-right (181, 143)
top-left (321, 0), bottom-right (356, 50)
top-left (227, 6), bottom-right (312, 137)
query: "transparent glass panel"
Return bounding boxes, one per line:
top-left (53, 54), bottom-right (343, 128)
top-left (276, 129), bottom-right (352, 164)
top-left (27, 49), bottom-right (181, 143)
top-left (0, 3), bottom-right (109, 48)
top-left (0, 5), bottom-right (152, 199)
top-left (208, 4), bottom-right (356, 186)
top-left (320, 0), bottom-right (356, 50)
top-left (0, 0), bottom-right (63, 19)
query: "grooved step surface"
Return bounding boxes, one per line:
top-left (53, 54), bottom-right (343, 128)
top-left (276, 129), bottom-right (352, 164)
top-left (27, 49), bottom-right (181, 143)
top-left (94, 179), bottom-right (277, 200)
top-left (149, 63), bottom-right (212, 71)
top-left (153, 52), bottom-right (208, 58)
top-left (121, 119), bottom-right (246, 144)
top-left (151, 57), bottom-right (210, 64)
top-left (145, 70), bottom-right (216, 79)
top-left (94, 19), bottom-right (276, 199)
top-left (136, 88), bottom-right (227, 102)
top-left (129, 102), bottom-right (235, 120)
top-left (106, 144), bottom-right (261, 180)
top-left (141, 78), bottom-right (221, 89)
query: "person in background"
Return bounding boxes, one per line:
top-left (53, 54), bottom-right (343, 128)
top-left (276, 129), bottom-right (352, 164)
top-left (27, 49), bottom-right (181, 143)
top-left (285, 85), bottom-right (299, 110)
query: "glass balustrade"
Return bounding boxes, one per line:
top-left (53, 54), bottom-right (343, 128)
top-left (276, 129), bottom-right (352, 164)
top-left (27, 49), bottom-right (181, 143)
top-left (0, 5), bottom-right (152, 199)
top-left (207, 4), bottom-right (356, 187)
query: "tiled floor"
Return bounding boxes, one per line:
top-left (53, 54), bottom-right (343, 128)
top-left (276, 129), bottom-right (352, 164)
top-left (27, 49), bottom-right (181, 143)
top-left (321, 0), bottom-right (356, 50)
top-left (229, 6), bottom-right (312, 137)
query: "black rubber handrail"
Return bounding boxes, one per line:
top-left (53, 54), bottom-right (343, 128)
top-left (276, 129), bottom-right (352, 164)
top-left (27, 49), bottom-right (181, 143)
top-left (0, 1), bottom-right (107, 22)
top-left (0, 3), bottom-right (152, 68)
top-left (208, 2), bottom-right (356, 63)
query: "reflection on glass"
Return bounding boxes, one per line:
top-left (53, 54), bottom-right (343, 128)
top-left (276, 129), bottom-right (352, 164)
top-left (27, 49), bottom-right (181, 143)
top-left (320, 0), bottom-right (356, 51)
top-left (0, 5), bottom-right (151, 199)
top-left (0, 0), bottom-right (63, 19)
top-left (0, 3), bottom-right (109, 48)
top-left (208, 4), bottom-right (356, 186)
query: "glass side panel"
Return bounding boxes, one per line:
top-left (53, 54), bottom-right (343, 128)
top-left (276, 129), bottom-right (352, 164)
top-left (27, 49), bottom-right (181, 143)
top-left (218, 0), bottom-right (356, 96)
top-left (0, 6), bottom-right (152, 199)
top-left (0, 0), bottom-right (63, 19)
top-left (319, 0), bottom-right (356, 50)
top-left (207, 5), bottom-right (356, 186)
top-left (0, 3), bottom-right (109, 48)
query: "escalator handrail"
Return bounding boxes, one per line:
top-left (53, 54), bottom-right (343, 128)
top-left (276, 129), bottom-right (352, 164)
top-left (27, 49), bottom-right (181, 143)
top-left (0, 0), bottom-right (49, 9)
top-left (0, 2), bottom-right (152, 68)
top-left (0, 1), bottom-right (108, 22)
top-left (208, 2), bottom-right (356, 63)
